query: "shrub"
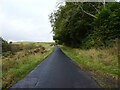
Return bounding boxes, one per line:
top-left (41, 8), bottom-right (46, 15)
top-left (1, 37), bottom-right (10, 52)
top-left (24, 43), bottom-right (37, 50)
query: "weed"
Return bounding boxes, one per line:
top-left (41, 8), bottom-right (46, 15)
top-left (60, 45), bottom-right (119, 88)
top-left (2, 42), bottom-right (54, 89)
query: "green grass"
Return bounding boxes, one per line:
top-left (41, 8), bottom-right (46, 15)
top-left (60, 45), bottom-right (119, 88)
top-left (2, 42), bottom-right (54, 89)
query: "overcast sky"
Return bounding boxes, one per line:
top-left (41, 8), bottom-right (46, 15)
top-left (0, 0), bottom-right (59, 42)
top-left (0, 0), bottom-right (119, 42)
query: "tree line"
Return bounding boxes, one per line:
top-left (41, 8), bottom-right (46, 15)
top-left (49, 2), bottom-right (120, 48)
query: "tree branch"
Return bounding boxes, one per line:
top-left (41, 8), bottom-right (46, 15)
top-left (79, 5), bottom-right (97, 18)
top-left (89, 3), bottom-right (100, 14)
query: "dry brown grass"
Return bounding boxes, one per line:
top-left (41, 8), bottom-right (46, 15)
top-left (60, 45), bottom-right (119, 88)
top-left (2, 42), bottom-right (54, 89)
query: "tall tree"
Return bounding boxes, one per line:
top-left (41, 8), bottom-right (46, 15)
top-left (49, 2), bottom-right (120, 48)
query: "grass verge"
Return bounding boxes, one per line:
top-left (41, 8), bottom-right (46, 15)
top-left (60, 45), bottom-right (119, 88)
top-left (2, 43), bottom-right (54, 89)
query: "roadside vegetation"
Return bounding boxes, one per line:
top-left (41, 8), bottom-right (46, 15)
top-left (60, 45), bottom-right (119, 88)
top-left (49, 2), bottom-right (120, 88)
top-left (1, 37), bottom-right (55, 89)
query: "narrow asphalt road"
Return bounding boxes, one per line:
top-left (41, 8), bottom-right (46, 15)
top-left (11, 46), bottom-right (100, 88)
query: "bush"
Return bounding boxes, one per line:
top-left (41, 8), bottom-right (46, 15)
top-left (1, 37), bottom-right (11, 52)
top-left (19, 43), bottom-right (24, 50)
top-left (10, 44), bottom-right (20, 52)
top-left (24, 43), bottom-right (37, 50)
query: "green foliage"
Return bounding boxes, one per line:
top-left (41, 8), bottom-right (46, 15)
top-left (84, 3), bottom-right (120, 47)
top-left (90, 2), bottom-right (120, 47)
top-left (50, 3), bottom-right (97, 47)
top-left (49, 2), bottom-right (120, 48)
top-left (1, 37), bottom-right (10, 52)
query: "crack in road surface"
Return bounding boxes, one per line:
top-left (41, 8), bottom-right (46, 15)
top-left (11, 46), bottom-right (100, 88)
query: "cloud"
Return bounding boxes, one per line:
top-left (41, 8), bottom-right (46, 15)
top-left (1, 0), bottom-right (58, 42)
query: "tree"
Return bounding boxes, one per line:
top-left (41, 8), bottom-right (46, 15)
top-left (49, 2), bottom-right (101, 47)
top-left (49, 2), bottom-right (120, 48)
top-left (0, 37), bottom-right (10, 52)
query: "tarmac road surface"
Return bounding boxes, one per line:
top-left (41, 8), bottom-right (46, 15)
top-left (11, 46), bottom-right (100, 88)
